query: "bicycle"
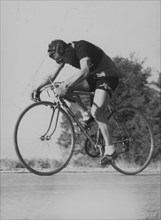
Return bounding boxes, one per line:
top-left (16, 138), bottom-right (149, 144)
top-left (14, 82), bottom-right (154, 176)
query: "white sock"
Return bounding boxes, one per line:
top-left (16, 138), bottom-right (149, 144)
top-left (104, 145), bottom-right (115, 155)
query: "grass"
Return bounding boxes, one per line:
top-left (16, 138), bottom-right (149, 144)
top-left (143, 213), bottom-right (160, 220)
top-left (0, 158), bottom-right (24, 171)
top-left (0, 156), bottom-right (160, 172)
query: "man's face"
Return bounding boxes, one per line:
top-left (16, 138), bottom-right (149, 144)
top-left (48, 45), bottom-right (74, 64)
top-left (49, 50), bottom-right (64, 63)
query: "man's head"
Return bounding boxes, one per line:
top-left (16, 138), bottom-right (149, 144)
top-left (48, 40), bottom-right (68, 63)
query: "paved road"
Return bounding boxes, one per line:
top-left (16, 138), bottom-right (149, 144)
top-left (1, 171), bottom-right (160, 220)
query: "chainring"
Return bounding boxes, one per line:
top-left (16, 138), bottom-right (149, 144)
top-left (84, 134), bottom-right (105, 158)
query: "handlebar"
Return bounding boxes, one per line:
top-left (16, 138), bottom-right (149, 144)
top-left (40, 82), bottom-right (94, 97)
top-left (40, 82), bottom-right (61, 92)
top-left (34, 81), bottom-right (94, 104)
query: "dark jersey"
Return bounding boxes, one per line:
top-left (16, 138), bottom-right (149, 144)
top-left (67, 40), bottom-right (104, 72)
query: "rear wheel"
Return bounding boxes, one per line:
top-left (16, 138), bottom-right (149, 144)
top-left (14, 101), bottom-right (75, 176)
top-left (108, 106), bottom-right (154, 175)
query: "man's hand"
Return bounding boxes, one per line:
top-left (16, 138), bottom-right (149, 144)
top-left (31, 89), bottom-right (41, 102)
top-left (54, 82), bottom-right (69, 98)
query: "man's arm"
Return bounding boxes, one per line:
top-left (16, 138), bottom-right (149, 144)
top-left (37, 63), bottom-right (65, 90)
top-left (65, 57), bottom-right (91, 89)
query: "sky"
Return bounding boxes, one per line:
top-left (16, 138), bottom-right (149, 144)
top-left (1, 1), bottom-right (160, 158)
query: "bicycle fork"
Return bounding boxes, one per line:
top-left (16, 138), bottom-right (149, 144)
top-left (40, 106), bottom-right (60, 141)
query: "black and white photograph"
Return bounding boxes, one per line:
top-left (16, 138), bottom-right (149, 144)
top-left (1, 1), bottom-right (160, 220)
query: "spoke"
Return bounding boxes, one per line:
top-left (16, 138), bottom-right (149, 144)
top-left (15, 102), bottom-right (75, 175)
top-left (108, 107), bottom-right (154, 175)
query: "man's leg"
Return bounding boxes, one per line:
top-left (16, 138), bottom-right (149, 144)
top-left (91, 89), bottom-right (115, 155)
top-left (71, 95), bottom-right (89, 115)
top-left (65, 78), bottom-right (91, 119)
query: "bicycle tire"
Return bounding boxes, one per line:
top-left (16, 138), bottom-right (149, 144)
top-left (108, 106), bottom-right (154, 175)
top-left (14, 101), bottom-right (75, 176)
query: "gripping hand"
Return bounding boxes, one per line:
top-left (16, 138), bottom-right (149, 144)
top-left (31, 89), bottom-right (41, 102)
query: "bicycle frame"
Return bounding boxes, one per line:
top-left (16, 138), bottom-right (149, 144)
top-left (42, 85), bottom-right (131, 153)
top-left (62, 93), bottom-right (131, 155)
top-left (72, 91), bottom-right (130, 145)
top-left (57, 91), bottom-right (97, 146)
top-left (42, 88), bottom-right (100, 146)
top-left (15, 82), bottom-right (154, 175)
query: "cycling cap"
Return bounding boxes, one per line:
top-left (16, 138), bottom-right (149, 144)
top-left (48, 40), bottom-right (68, 56)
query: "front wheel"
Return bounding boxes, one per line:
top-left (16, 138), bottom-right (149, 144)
top-left (108, 106), bottom-right (154, 175)
top-left (14, 101), bottom-right (75, 176)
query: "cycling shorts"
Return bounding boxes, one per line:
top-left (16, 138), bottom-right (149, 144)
top-left (87, 76), bottom-right (119, 98)
top-left (86, 52), bottom-right (119, 97)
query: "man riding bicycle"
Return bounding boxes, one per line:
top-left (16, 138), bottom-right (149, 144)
top-left (32, 39), bottom-right (119, 166)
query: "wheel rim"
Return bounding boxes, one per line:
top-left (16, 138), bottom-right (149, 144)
top-left (14, 102), bottom-right (75, 175)
top-left (109, 107), bottom-right (154, 175)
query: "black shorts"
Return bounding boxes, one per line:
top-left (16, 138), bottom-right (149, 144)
top-left (87, 76), bottom-right (119, 98)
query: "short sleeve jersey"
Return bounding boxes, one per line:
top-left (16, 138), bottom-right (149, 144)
top-left (68, 40), bottom-right (104, 72)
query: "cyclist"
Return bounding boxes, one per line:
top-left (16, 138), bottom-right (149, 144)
top-left (32, 39), bottom-right (119, 166)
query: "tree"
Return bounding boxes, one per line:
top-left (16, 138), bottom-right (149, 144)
top-left (58, 55), bottom-right (161, 162)
top-left (113, 56), bottom-right (160, 161)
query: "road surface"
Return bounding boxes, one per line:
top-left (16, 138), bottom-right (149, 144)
top-left (1, 171), bottom-right (160, 220)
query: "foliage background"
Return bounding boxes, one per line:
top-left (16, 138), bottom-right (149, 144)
top-left (60, 54), bottom-right (161, 166)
